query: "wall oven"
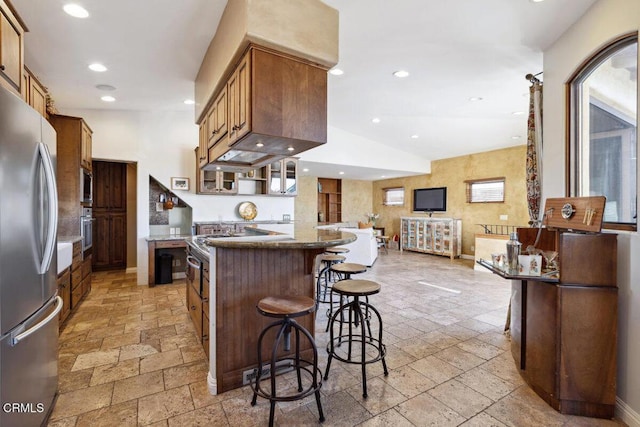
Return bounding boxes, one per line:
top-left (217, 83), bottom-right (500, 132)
top-left (80, 207), bottom-right (94, 252)
top-left (80, 168), bottom-right (92, 205)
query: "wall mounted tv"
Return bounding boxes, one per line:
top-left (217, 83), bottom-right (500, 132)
top-left (413, 187), bottom-right (447, 213)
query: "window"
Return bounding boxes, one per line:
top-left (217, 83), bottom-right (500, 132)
top-left (569, 35), bottom-right (637, 230)
top-left (465, 178), bottom-right (505, 203)
top-left (383, 187), bottom-right (404, 206)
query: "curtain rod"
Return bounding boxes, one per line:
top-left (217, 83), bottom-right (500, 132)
top-left (526, 72), bottom-right (543, 84)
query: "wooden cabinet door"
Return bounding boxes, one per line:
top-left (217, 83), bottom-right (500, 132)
top-left (206, 86), bottom-right (228, 149)
top-left (110, 213), bottom-right (126, 268)
top-left (93, 161), bottom-right (126, 210)
top-left (57, 269), bottom-right (71, 324)
top-left (0, 8), bottom-right (23, 92)
top-left (198, 117), bottom-right (208, 169)
top-left (92, 213), bottom-right (111, 269)
top-left (228, 54), bottom-right (251, 145)
top-left (81, 124), bottom-right (92, 171)
top-left (29, 76), bottom-right (47, 117)
top-left (212, 86), bottom-right (228, 144)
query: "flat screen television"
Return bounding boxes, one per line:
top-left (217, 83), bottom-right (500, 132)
top-left (413, 187), bottom-right (447, 213)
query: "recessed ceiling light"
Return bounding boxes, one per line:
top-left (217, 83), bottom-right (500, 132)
top-left (287, 147), bottom-right (295, 152)
top-left (183, 99), bottom-right (195, 105)
top-left (410, 134), bottom-right (419, 139)
top-left (530, 0), bottom-right (545, 3)
top-left (329, 68), bottom-right (344, 76)
top-left (100, 95), bottom-right (115, 102)
top-left (393, 70), bottom-right (410, 78)
top-left (89, 63), bottom-right (107, 72)
top-left (303, 168), bottom-right (309, 172)
top-left (512, 111), bottom-right (525, 115)
top-left (95, 84), bottom-right (116, 91)
top-left (216, 166), bottom-right (221, 170)
top-left (469, 97), bottom-right (483, 102)
top-left (511, 135), bottom-right (522, 140)
top-left (381, 175), bottom-right (386, 178)
top-left (63, 4), bottom-right (89, 18)
top-left (256, 142), bottom-right (264, 147)
top-left (372, 118), bottom-right (381, 124)
top-left (339, 171), bottom-right (345, 175)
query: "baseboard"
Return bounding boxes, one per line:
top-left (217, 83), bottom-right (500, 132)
top-left (616, 397), bottom-right (640, 427)
top-left (172, 272), bottom-right (186, 280)
top-left (460, 254), bottom-right (475, 260)
top-left (125, 267), bottom-right (137, 274)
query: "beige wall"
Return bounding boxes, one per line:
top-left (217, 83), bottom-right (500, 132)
top-left (341, 180), bottom-right (373, 224)
top-left (295, 175), bottom-right (319, 227)
top-left (373, 145), bottom-right (529, 255)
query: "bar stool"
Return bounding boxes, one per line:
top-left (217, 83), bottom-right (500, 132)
top-left (250, 296), bottom-right (324, 427)
top-left (325, 247), bottom-right (350, 255)
top-left (324, 279), bottom-right (388, 398)
top-left (326, 262), bottom-right (367, 331)
top-left (316, 254), bottom-right (346, 307)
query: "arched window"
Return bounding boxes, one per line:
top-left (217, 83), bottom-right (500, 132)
top-left (568, 34), bottom-right (637, 230)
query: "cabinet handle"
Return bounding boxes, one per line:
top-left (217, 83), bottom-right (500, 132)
top-left (211, 130), bottom-right (217, 135)
top-left (0, 65), bottom-right (5, 71)
top-left (191, 305), bottom-right (196, 310)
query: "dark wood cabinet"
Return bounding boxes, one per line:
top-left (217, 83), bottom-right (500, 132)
top-left (93, 161), bottom-right (126, 210)
top-left (0, 0), bottom-right (24, 95)
top-left (93, 161), bottom-right (127, 271)
top-left (57, 268), bottom-right (71, 324)
top-left (511, 228), bottom-right (617, 419)
top-left (93, 212), bottom-right (126, 270)
top-left (50, 114), bottom-right (93, 235)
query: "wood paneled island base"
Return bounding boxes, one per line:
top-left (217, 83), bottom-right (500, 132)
top-left (190, 228), bottom-right (356, 395)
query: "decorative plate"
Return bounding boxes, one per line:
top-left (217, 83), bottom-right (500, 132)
top-left (238, 201), bottom-right (258, 220)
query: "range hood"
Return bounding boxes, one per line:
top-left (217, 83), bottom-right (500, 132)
top-left (203, 132), bottom-right (322, 172)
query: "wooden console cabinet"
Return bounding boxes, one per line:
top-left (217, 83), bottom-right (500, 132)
top-left (400, 217), bottom-right (461, 259)
top-left (511, 228), bottom-right (617, 419)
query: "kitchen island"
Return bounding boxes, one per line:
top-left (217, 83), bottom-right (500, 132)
top-left (186, 226), bottom-right (356, 395)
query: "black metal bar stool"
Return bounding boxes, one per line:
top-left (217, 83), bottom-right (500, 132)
top-left (325, 262), bottom-right (367, 331)
top-left (250, 295), bottom-right (324, 427)
top-left (316, 254), bottom-right (346, 307)
top-left (324, 279), bottom-right (388, 398)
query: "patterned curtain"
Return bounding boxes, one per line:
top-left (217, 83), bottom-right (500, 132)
top-left (526, 82), bottom-right (543, 226)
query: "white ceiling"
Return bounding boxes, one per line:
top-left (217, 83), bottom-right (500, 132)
top-left (12, 0), bottom-right (598, 180)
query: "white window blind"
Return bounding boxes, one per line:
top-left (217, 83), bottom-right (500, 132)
top-left (383, 187), bottom-right (404, 206)
top-left (466, 178), bottom-right (505, 203)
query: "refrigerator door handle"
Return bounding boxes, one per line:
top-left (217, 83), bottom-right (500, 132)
top-left (11, 296), bottom-right (63, 346)
top-left (38, 142), bottom-right (59, 275)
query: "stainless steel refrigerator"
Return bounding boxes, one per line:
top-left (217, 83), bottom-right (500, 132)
top-left (0, 86), bottom-right (62, 426)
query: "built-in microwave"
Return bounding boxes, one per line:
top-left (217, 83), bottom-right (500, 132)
top-left (80, 169), bottom-right (92, 205)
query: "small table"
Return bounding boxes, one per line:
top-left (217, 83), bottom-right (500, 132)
top-left (376, 235), bottom-right (390, 254)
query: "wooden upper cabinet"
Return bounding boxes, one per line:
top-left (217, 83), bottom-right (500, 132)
top-left (81, 122), bottom-right (92, 171)
top-left (0, 0), bottom-right (24, 94)
top-left (207, 86), bottom-right (228, 147)
top-left (228, 54), bottom-right (251, 145)
top-left (26, 67), bottom-right (47, 117)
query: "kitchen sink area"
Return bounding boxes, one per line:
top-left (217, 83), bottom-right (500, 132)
top-left (57, 242), bottom-right (73, 274)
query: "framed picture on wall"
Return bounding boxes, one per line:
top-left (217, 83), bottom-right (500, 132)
top-left (171, 177), bottom-right (190, 191)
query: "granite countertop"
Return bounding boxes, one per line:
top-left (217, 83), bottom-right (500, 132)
top-left (58, 235), bottom-right (83, 244)
top-left (188, 226), bottom-right (355, 252)
top-left (145, 235), bottom-right (192, 242)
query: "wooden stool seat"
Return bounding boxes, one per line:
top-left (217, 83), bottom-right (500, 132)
top-left (332, 279), bottom-right (381, 297)
top-left (326, 247), bottom-right (350, 254)
top-left (257, 296), bottom-right (316, 318)
top-left (320, 254), bottom-right (346, 263)
top-left (330, 262), bottom-right (367, 276)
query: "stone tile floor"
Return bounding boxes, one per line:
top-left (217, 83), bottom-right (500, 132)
top-left (47, 250), bottom-right (626, 426)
